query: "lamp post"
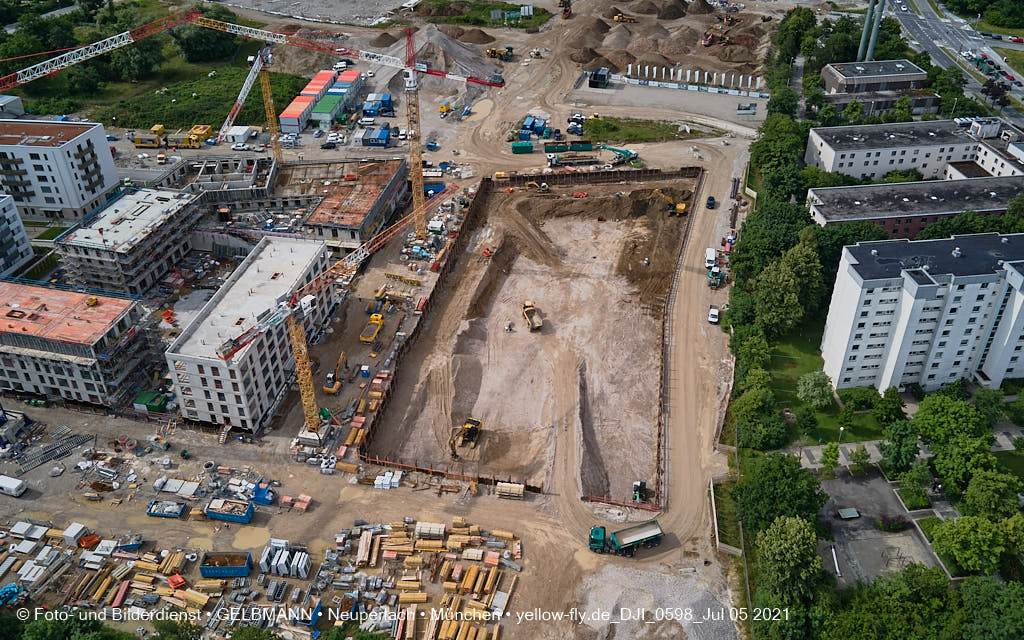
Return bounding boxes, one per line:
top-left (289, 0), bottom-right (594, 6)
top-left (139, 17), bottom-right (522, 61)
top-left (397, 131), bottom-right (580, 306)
top-left (838, 426), bottom-right (845, 445)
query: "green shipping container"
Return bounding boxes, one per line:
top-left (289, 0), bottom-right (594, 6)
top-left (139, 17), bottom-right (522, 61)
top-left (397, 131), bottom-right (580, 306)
top-left (511, 142), bottom-right (534, 154)
top-left (570, 141), bottom-right (593, 151)
top-left (544, 143), bottom-right (568, 153)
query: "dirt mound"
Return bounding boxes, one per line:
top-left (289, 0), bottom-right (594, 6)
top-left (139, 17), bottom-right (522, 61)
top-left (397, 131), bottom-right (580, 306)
top-left (601, 24), bottom-right (633, 50)
top-left (632, 0), bottom-right (660, 13)
top-left (670, 24), bottom-right (700, 42)
top-left (636, 21), bottom-right (669, 37)
top-left (415, 1), bottom-right (468, 16)
top-left (570, 46), bottom-right (602, 64)
top-left (657, 37), bottom-right (691, 58)
top-left (459, 28), bottom-right (495, 44)
top-left (567, 16), bottom-right (611, 49)
top-left (601, 49), bottom-right (637, 70)
top-left (635, 51), bottom-right (673, 67)
top-left (370, 31), bottom-right (399, 47)
top-left (689, 0), bottom-right (715, 14)
top-left (657, 3), bottom-right (686, 19)
top-left (715, 46), bottom-right (756, 63)
top-left (603, 5), bottom-right (625, 19)
top-left (585, 56), bottom-right (619, 72)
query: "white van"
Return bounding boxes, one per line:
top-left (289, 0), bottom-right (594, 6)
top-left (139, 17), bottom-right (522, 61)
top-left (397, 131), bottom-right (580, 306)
top-left (358, 118), bottom-right (376, 127)
top-left (0, 475), bottom-right (26, 497)
top-left (705, 247), bottom-right (717, 269)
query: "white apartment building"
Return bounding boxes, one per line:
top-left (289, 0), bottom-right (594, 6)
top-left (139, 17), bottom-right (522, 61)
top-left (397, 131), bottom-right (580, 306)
top-left (804, 118), bottom-right (1024, 181)
top-left (165, 237), bottom-right (333, 432)
top-left (0, 120), bottom-right (118, 221)
top-left (0, 283), bottom-right (148, 406)
top-left (56, 188), bottom-right (203, 295)
top-left (822, 233), bottom-right (1024, 392)
top-left (0, 194), bottom-right (32, 277)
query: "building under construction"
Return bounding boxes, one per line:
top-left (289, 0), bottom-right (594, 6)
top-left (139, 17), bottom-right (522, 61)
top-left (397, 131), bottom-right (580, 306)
top-left (0, 282), bottom-right (148, 406)
top-left (164, 236), bottom-right (333, 432)
top-left (276, 159), bottom-right (409, 253)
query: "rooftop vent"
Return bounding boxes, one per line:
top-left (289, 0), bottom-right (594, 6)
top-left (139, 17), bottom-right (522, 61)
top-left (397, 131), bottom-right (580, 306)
top-left (1003, 237), bottom-right (1010, 244)
top-left (990, 191), bottom-right (998, 197)
top-left (871, 249), bottom-right (879, 256)
top-left (952, 247), bottom-right (962, 258)
top-left (854, 200), bottom-right (862, 205)
top-left (903, 197), bottom-right (910, 202)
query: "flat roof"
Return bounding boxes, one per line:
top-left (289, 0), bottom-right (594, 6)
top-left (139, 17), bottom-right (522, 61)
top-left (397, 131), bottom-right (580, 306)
top-left (0, 282), bottom-right (134, 346)
top-left (172, 237), bottom-right (325, 360)
top-left (846, 233), bottom-right (1024, 281)
top-left (826, 59), bottom-right (926, 79)
top-left (811, 120), bottom-right (972, 150)
top-left (948, 161), bottom-right (991, 178)
top-left (284, 159), bottom-right (405, 228)
top-left (809, 176), bottom-right (1024, 221)
top-left (0, 119), bottom-right (98, 147)
top-left (59, 188), bottom-right (200, 253)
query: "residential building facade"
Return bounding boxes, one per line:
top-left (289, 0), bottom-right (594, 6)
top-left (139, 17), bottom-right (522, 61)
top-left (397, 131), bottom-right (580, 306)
top-left (165, 237), bottom-right (333, 432)
top-left (0, 194), bottom-right (32, 277)
top-left (0, 283), bottom-right (148, 405)
top-left (0, 120), bottom-right (118, 221)
top-left (821, 233), bottom-right (1024, 392)
top-left (56, 188), bottom-right (203, 295)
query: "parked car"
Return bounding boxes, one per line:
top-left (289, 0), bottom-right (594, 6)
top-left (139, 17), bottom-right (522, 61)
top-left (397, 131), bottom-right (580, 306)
top-left (1012, 37), bottom-right (1024, 43)
top-left (366, 70), bottom-right (375, 77)
top-left (314, 129), bottom-right (324, 138)
top-left (320, 141), bottom-right (337, 149)
top-left (706, 196), bottom-right (716, 209)
top-left (708, 306), bottom-right (720, 324)
top-left (1015, 81), bottom-right (1023, 87)
top-left (1006, 74), bottom-right (1016, 82)
top-left (231, 142), bottom-right (249, 151)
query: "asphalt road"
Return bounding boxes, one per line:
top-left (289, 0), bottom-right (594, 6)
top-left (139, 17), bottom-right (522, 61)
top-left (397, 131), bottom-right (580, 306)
top-left (889, 0), bottom-right (1024, 124)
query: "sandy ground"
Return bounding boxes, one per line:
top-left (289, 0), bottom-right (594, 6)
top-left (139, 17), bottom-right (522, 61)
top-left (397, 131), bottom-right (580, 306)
top-left (369, 183), bottom-right (692, 497)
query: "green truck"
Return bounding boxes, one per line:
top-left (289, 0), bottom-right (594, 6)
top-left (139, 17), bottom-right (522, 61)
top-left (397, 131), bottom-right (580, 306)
top-left (589, 519), bottom-right (664, 557)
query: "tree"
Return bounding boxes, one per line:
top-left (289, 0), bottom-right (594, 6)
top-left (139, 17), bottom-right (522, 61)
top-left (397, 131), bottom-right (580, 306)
top-left (0, 613), bottom-right (23, 640)
top-left (153, 621), bottom-right (202, 640)
top-left (959, 576), bottom-right (1024, 640)
top-left (736, 367), bottom-right (772, 395)
top-left (878, 420), bottom-right (919, 475)
top-left (22, 617), bottom-right (133, 640)
top-left (932, 433), bottom-right (996, 491)
top-left (781, 239), bottom-right (826, 314)
top-left (732, 387), bottom-right (788, 450)
top-left (933, 515), bottom-right (1006, 575)
top-left (837, 403), bottom-right (854, 433)
top-left (962, 469), bottom-right (1023, 520)
top-left (883, 95), bottom-right (913, 123)
top-left (1002, 512), bottom-right (1024, 554)
top-left (171, 4), bottom-right (239, 63)
top-left (762, 162), bottom-right (805, 202)
top-left (754, 259), bottom-right (804, 338)
top-left (872, 387), bottom-right (905, 426)
top-left (732, 453), bottom-right (828, 533)
top-left (972, 388), bottom-right (1005, 427)
top-left (768, 85), bottom-right (800, 117)
top-left (820, 441), bottom-right (839, 478)
top-left (756, 516), bottom-right (823, 604)
top-left (798, 371), bottom-right (834, 409)
top-left (849, 445), bottom-right (871, 477)
top-left (749, 114), bottom-right (809, 174)
top-left (841, 99), bottom-right (864, 123)
top-left (813, 221), bottom-right (888, 288)
top-left (735, 332), bottom-right (771, 370)
top-left (729, 199), bottom-right (811, 285)
top-left (914, 395), bottom-right (989, 444)
top-left (228, 629), bottom-right (281, 640)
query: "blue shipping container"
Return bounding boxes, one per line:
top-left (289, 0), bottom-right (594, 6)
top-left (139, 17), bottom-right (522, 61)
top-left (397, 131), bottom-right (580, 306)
top-left (146, 500), bottom-right (187, 518)
top-left (380, 93), bottom-right (392, 106)
top-left (523, 116), bottom-right (535, 130)
top-left (518, 130), bottom-right (531, 141)
top-left (425, 183), bottom-right (445, 197)
top-left (199, 552), bottom-right (252, 578)
top-left (532, 118), bottom-right (546, 134)
top-left (205, 498), bottom-right (255, 524)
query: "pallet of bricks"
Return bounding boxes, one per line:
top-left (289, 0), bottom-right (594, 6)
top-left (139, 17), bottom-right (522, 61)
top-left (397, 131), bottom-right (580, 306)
top-left (361, 516), bottom-right (523, 640)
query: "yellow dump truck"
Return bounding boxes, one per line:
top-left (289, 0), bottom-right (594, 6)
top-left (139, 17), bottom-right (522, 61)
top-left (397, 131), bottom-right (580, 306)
top-left (360, 314), bottom-right (383, 343)
top-left (167, 130), bottom-right (202, 149)
top-left (150, 124), bottom-right (166, 137)
top-left (522, 301), bottom-right (543, 331)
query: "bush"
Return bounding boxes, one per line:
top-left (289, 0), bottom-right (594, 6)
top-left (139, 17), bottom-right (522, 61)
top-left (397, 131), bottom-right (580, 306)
top-left (907, 382), bottom-right (926, 401)
top-left (918, 516), bottom-right (943, 542)
top-left (1015, 436), bottom-right (1024, 452)
top-left (898, 486), bottom-right (931, 510)
top-left (838, 386), bottom-right (880, 410)
top-left (738, 414), bottom-right (789, 450)
top-left (876, 514), bottom-right (910, 532)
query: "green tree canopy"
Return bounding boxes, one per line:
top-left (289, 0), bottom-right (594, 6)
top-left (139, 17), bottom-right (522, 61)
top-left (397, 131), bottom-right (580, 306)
top-left (872, 387), bottom-right (906, 426)
top-left (933, 515), bottom-right (1006, 575)
top-left (878, 420), bottom-right (919, 475)
top-left (171, 4), bottom-right (240, 63)
top-left (732, 453), bottom-right (828, 533)
top-left (962, 469), bottom-right (1023, 520)
top-left (756, 516), bottom-right (823, 605)
top-left (932, 433), bottom-right (997, 491)
top-left (798, 371), bottom-right (834, 409)
top-left (914, 395), bottom-right (990, 444)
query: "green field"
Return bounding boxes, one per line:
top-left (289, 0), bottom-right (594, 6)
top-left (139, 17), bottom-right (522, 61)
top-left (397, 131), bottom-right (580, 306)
top-left (91, 67), bottom-right (308, 129)
top-left (35, 227), bottom-right (68, 241)
top-left (768, 321), bottom-right (886, 445)
top-left (581, 117), bottom-right (712, 144)
top-left (713, 481), bottom-right (742, 548)
top-left (421, 1), bottom-right (552, 28)
top-left (973, 19), bottom-right (1024, 39)
top-left (995, 449), bottom-right (1024, 482)
top-left (994, 47), bottom-right (1024, 77)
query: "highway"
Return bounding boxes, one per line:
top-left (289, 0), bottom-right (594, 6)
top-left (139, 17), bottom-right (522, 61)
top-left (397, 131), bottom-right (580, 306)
top-left (888, 0), bottom-right (1024, 125)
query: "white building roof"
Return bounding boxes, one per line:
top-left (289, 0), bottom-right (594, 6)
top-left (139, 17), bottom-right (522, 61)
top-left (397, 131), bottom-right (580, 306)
top-left (170, 237), bottom-right (326, 361)
top-left (60, 188), bottom-right (200, 253)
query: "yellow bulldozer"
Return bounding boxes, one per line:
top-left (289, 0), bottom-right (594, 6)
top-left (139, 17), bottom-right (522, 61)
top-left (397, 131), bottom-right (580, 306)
top-left (613, 13), bottom-right (637, 22)
top-left (449, 418), bottom-right (482, 459)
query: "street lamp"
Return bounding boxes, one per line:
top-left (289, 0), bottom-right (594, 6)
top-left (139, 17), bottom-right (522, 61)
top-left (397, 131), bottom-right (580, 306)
top-left (838, 426), bottom-right (845, 445)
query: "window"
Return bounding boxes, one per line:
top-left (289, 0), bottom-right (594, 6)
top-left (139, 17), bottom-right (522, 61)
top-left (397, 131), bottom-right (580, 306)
top-left (861, 311), bottom-right (869, 317)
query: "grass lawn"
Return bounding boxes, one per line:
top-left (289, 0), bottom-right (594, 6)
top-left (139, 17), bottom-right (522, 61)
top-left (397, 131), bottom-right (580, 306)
top-left (995, 450), bottom-right (1024, 482)
top-left (924, 0), bottom-right (943, 16)
top-left (713, 482), bottom-right (742, 548)
top-left (897, 486), bottom-right (931, 510)
top-left (973, 18), bottom-right (1024, 39)
top-left (20, 220), bottom-right (48, 227)
top-left (35, 227), bottom-right (68, 241)
top-left (994, 47), bottom-right (1024, 74)
top-left (767, 320), bottom-right (886, 444)
top-left (581, 117), bottom-right (713, 144)
top-left (917, 516), bottom-right (942, 542)
top-left (422, 1), bottom-right (552, 28)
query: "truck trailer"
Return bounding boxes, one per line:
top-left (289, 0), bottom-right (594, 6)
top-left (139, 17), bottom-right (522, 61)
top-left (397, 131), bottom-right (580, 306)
top-left (589, 519), bottom-right (663, 557)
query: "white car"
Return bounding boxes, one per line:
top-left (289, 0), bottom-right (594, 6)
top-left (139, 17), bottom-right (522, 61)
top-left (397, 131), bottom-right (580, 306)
top-left (366, 70), bottom-right (375, 78)
top-left (231, 142), bottom-right (249, 151)
top-left (708, 306), bottom-right (720, 324)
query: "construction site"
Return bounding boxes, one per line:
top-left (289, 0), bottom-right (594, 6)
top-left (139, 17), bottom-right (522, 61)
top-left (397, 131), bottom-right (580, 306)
top-left (0, 0), bottom-right (761, 637)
